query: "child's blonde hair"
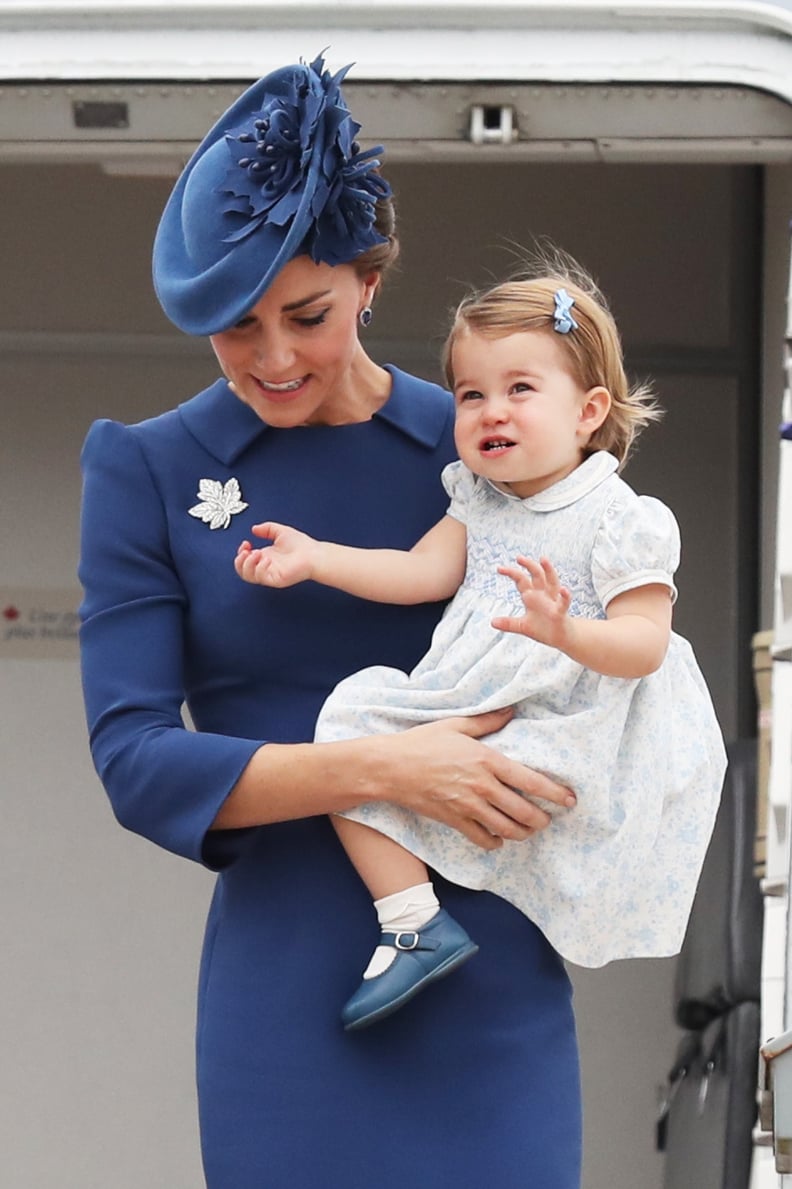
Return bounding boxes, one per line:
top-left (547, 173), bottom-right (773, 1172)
top-left (442, 250), bottom-right (661, 465)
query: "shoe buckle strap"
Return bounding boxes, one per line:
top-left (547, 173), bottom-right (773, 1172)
top-left (380, 930), bottom-right (441, 952)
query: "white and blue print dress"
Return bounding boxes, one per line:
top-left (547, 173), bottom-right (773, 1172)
top-left (315, 451), bottom-right (727, 967)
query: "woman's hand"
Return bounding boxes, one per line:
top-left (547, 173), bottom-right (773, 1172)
top-left (216, 708), bottom-right (575, 844)
top-left (235, 521), bottom-right (320, 588)
top-left (492, 555), bottom-right (572, 653)
top-left (371, 708), bottom-right (576, 850)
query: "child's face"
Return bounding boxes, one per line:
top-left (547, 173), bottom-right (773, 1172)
top-left (450, 327), bottom-right (607, 499)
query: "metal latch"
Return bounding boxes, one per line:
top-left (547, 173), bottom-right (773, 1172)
top-left (469, 104), bottom-right (517, 145)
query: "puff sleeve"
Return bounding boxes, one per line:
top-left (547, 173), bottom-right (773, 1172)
top-left (441, 461), bottom-right (477, 525)
top-left (79, 420), bottom-right (260, 869)
top-left (591, 491), bottom-right (680, 609)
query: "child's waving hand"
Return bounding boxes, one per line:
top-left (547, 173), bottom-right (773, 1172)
top-left (492, 556), bottom-right (572, 651)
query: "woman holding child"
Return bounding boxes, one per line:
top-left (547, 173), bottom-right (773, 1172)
top-left (79, 52), bottom-right (721, 1189)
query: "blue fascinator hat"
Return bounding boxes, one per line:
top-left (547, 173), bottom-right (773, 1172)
top-left (153, 53), bottom-right (391, 335)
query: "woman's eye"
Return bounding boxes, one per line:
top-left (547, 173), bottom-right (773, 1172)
top-left (294, 310), bottom-right (328, 328)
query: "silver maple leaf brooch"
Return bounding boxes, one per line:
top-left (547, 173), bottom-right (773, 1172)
top-left (188, 478), bottom-right (248, 530)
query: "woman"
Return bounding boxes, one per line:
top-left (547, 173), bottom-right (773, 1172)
top-left (79, 55), bottom-right (581, 1188)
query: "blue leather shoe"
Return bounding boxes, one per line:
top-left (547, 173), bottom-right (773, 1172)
top-left (342, 909), bottom-right (478, 1031)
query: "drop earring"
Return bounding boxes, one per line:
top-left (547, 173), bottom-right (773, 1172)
top-left (359, 306), bottom-right (373, 328)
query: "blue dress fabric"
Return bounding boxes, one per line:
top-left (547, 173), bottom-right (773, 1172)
top-left (79, 366), bottom-right (581, 1189)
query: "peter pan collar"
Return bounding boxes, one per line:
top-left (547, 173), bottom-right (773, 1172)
top-left (178, 365), bottom-right (451, 466)
top-left (485, 451), bottom-right (620, 511)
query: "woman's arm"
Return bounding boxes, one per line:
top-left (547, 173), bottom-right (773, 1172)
top-left (81, 424), bottom-right (574, 868)
top-left (493, 555), bottom-right (672, 678)
top-left (80, 420), bottom-right (265, 868)
top-left (235, 514), bottom-right (467, 604)
top-left (212, 708), bottom-right (577, 850)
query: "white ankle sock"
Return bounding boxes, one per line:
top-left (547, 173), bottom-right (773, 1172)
top-left (362, 882), bottom-right (440, 979)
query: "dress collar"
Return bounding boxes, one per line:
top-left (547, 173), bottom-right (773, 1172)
top-left (178, 365), bottom-right (450, 465)
top-left (484, 451), bottom-right (620, 511)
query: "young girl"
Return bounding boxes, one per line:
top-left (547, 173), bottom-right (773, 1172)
top-left (235, 259), bottom-right (727, 1031)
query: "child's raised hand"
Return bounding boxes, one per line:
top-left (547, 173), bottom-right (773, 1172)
top-left (492, 555), bottom-right (572, 650)
top-left (234, 521), bottom-right (319, 588)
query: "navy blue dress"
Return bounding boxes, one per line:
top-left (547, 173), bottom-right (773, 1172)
top-left (79, 367), bottom-right (581, 1188)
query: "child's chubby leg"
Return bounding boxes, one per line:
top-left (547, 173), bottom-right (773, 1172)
top-left (332, 815), bottom-right (479, 1030)
top-left (333, 815), bottom-right (439, 977)
top-left (333, 814), bottom-right (432, 902)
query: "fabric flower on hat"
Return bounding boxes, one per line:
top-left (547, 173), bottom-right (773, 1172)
top-left (152, 53), bottom-right (393, 334)
top-left (220, 53), bottom-right (390, 263)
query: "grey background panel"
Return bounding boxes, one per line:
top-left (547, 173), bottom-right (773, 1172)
top-left (0, 88), bottom-right (772, 1189)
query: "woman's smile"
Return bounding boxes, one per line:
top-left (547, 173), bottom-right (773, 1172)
top-left (209, 256), bottom-right (388, 426)
top-left (256, 376), bottom-right (306, 393)
top-left (253, 375), bottom-right (310, 400)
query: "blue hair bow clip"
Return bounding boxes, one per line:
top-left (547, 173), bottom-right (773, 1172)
top-left (553, 289), bottom-right (578, 335)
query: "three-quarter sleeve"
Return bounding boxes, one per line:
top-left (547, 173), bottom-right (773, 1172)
top-left (79, 419), bottom-right (261, 868)
top-left (591, 492), bottom-right (680, 609)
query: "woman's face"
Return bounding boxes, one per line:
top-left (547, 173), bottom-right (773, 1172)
top-left (210, 256), bottom-right (379, 427)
